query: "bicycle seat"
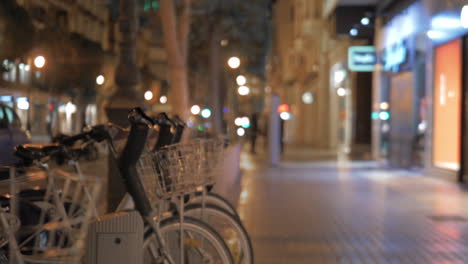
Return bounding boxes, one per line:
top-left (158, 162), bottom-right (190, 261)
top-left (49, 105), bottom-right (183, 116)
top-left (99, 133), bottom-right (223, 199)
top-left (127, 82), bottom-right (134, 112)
top-left (15, 143), bottom-right (62, 162)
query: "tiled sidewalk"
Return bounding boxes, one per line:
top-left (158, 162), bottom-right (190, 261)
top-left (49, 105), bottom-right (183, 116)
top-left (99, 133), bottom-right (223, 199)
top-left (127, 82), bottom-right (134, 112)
top-left (238, 154), bottom-right (468, 264)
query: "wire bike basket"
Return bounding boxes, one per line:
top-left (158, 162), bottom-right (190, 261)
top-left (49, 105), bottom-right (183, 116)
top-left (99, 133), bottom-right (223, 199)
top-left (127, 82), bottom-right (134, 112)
top-left (136, 137), bottom-right (225, 202)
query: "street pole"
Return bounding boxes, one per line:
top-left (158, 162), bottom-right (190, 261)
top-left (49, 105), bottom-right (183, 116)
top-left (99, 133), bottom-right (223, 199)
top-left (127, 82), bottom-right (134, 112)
top-left (105, 0), bottom-right (141, 212)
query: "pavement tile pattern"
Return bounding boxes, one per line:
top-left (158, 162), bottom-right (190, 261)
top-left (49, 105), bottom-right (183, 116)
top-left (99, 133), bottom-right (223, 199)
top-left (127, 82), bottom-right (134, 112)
top-left (238, 156), bottom-right (468, 264)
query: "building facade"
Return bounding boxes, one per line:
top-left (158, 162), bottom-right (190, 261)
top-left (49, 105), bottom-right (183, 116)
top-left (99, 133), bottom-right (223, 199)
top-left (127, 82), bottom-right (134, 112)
top-left (372, 0), bottom-right (468, 181)
top-left (0, 0), bottom-right (167, 141)
top-left (268, 0), bottom-right (374, 156)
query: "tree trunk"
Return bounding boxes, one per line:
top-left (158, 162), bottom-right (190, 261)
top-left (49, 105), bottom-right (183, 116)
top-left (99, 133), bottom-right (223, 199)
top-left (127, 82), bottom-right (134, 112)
top-left (160, 0), bottom-right (191, 120)
top-left (210, 26), bottom-right (223, 134)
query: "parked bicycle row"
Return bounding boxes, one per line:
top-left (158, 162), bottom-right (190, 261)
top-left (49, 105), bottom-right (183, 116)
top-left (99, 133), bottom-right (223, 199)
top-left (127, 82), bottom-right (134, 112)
top-left (0, 107), bottom-right (253, 264)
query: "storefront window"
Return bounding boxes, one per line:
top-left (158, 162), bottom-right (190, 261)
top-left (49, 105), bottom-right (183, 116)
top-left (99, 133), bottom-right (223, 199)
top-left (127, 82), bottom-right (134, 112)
top-left (433, 39), bottom-right (462, 171)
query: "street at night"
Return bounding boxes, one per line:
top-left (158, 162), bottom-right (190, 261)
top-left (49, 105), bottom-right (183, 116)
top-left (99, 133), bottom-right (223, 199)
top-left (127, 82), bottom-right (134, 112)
top-left (1, 0), bottom-right (468, 263)
top-left (240, 150), bottom-right (468, 263)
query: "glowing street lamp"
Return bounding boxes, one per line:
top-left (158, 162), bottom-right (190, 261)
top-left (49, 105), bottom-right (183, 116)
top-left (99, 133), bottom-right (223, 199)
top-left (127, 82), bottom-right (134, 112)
top-left (201, 108), bottom-right (212, 118)
top-left (144, 90), bottom-right (153, 101)
top-left (191, 105), bottom-right (201, 115)
top-left (380, 102), bottom-right (389, 110)
top-left (361, 17), bottom-right (370, 26)
top-left (337, 87), bottom-right (347, 97)
top-left (240, 117), bottom-right (250, 128)
top-left (96, 75), bottom-right (105, 85)
top-left (236, 75), bottom-right (246, 86)
top-left (159, 95), bottom-right (168, 104)
top-left (34, 56), bottom-right (46, 69)
top-left (280, 112), bottom-right (291, 120)
top-left (238, 86), bottom-right (250, 96)
top-left (237, 127), bottom-right (245, 136)
top-left (228, 57), bottom-right (240, 69)
top-left (234, 117), bottom-right (243, 126)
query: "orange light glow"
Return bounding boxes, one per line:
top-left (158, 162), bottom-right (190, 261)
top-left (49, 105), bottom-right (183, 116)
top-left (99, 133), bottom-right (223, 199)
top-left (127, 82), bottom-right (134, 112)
top-left (277, 104), bottom-right (290, 113)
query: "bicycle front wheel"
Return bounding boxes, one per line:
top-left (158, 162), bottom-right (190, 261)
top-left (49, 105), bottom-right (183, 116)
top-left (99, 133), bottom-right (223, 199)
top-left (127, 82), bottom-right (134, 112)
top-left (143, 216), bottom-right (234, 264)
top-left (185, 203), bottom-right (254, 264)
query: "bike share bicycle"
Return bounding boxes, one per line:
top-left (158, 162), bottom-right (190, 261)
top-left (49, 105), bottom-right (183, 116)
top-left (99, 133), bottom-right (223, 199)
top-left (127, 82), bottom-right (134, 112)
top-left (147, 113), bottom-right (253, 264)
top-left (0, 144), bottom-right (101, 263)
top-left (1, 107), bottom-right (252, 263)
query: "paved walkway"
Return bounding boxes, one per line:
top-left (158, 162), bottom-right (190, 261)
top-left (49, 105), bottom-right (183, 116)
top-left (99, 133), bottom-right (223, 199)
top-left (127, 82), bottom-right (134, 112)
top-left (238, 153), bottom-right (468, 263)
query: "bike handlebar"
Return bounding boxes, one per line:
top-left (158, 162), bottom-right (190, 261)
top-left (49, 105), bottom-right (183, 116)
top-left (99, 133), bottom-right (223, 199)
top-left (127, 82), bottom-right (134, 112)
top-left (128, 107), bottom-right (155, 127)
top-left (153, 112), bottom-right (175, 150)
top-left (119, 107), bottom-right (153, 217)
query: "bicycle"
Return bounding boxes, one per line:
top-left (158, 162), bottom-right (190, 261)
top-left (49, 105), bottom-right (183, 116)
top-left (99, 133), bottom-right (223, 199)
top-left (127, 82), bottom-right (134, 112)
top-left (0, 146), bottom-right (101, 263)
top-left (114, 108), bottom-right (234, 264)
top-left (135, 112), bottom-right (253, 264)
top-left (8, 108), bottom-right (249, 263)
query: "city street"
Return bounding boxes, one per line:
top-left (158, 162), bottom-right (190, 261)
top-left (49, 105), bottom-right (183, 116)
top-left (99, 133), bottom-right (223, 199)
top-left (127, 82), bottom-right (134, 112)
top-left (1, 0), bottom-right (467, 262)
top-left (238, 151), bottom-right (468, 263)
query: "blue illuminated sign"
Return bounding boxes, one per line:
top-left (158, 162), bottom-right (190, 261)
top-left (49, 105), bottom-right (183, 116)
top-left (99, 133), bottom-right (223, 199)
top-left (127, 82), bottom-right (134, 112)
top-left (381, 38), bottom-right (413, 73)
top-left (348, 46), bottom-right (376, 72)
top-left (0, 96), bottom-right (12, 102)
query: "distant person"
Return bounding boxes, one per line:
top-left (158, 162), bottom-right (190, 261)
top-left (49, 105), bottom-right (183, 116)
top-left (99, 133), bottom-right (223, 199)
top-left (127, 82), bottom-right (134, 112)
top-left (250, 113), bottom-right (259, 154)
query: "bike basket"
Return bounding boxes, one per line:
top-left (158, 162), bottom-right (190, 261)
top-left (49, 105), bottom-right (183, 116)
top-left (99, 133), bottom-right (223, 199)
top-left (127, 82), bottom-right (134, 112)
top-left (137, 142), bottom-right (199, 201)
top-left (136, 137), bottom-right (224, 201)
top-left (195, 137), bottom-right (225, 185)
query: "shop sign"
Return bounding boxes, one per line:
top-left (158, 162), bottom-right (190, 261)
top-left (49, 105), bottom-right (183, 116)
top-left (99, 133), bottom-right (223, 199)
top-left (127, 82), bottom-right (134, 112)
top-left (348, 46), bottom-right (376, 72)
top-left (381, 39), bottom-right (411, 73)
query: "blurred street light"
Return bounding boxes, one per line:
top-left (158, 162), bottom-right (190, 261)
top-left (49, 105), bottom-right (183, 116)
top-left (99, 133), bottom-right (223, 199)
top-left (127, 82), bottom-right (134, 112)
top-left (238, 86), bottom-right (250, 96)
top-left (380, 102), bottom-right (389, 110)
top-left (302, 92), bottom-right (314, 104)
top-left (349, 28), bottom-right (358, 36)
top-left (280, 112), bottom-right (291, 121)
top-left (160, 95), bottom-right (168, 104)
top-left (379, 111), bottom-right (390, 121)
top-left (201, 108), bottom-right (212, 118)
top-left (34, 56), bottom-right (46, 69)
top-left (65, 102), bottom-right (77, 114)
top-left (236, 75), bottom-right (247, 86)
top-left (221, 39), bottom-right (229, 46)
top-left (228, 57), bottom-right (241, 69)
top-left (277, 104), bottom-right (290, 113)
top-left (234, 117), bottom-right (243, 126)
top-left (96, 75), bottom-right (105, 85)
top-left (17, 97), bottom-right (29, 110)
top-left (337, 87), bottom-right (347, 97)
top-left (191, 105), bottom-right (201, 115)
top-left (237, 127), bottom-right (245, 136)
top-left (240, 117), bottom-right (250, 128)
top-left (144, 90), bottom-right (153, 101)
top-left (361, 17), bottom-right (370, 26)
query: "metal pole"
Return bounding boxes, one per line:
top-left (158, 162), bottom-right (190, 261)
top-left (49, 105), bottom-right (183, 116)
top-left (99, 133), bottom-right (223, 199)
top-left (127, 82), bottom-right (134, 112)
top-left (179, 196), bottom-right (185, 263)
top-left (269, 94), bottom-right (280, 166)
top-left (105, 0), bottom-right (142, 212)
